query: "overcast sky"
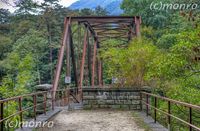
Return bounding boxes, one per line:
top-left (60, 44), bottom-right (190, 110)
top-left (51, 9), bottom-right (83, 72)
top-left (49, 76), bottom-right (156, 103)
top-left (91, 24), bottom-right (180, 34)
top-left (0, 0), bottom-right (78, 12)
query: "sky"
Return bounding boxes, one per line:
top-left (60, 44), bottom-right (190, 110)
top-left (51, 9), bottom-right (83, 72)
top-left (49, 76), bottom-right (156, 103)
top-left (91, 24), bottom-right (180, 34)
top-left (0, 0), bottom-right (78, 12)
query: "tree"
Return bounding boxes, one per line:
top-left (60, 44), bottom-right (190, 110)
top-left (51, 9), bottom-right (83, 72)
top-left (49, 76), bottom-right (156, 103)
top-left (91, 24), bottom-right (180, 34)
top-left (94, 6), bottom-right (108, 16)
top-left (121, 0), bottom-right (173, 29)
top-left (0, 35), bottom-right (12, 60)
top-left (146, 27), bottom-right (200, 92)
top-left (39, 0), bottom-right (64, 81)
top-left (41, 0), bottom-right (59, 7)
top-left (101, 38), bottom-right (159, 87)
top-left (0, 53), bottom-right (34, 98)
top-left (14, 0), bottom-right (38, 14)
top-left (0, 9), bottom-right (10, 24)
top-left (80, 8), bottom-right (94, 16)
top-left (1, 29), bottom-right (48, 86)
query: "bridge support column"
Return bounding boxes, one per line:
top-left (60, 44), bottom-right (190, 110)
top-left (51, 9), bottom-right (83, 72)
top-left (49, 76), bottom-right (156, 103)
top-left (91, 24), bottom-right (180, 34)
top-left (69, 26), bottom-right (78, 87)
top-left (52, 18), bottom-right (71, 100)
top-left (79, 29), bottom-right (88, 88)
top-left (87, 32), bottom-right (92, 86)
top-left (135, 16), bottom-right (141, 37)
top-left (92, 41), bottom-right (97, 88)
top-left (97, 59), bottom-right (103, 87)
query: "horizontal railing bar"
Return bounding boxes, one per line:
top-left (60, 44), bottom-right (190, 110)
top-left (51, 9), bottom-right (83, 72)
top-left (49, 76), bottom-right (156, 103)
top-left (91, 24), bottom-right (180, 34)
top-left (0, 91), bottom-right (48, 103)
top-left (142, 100), bottom-right (200, 131)
top-left (0, 100), bottom-right (45, 123)
top-left (0, 89), bottom-right (72, 103)
top-left (0, 90), bottom-right (69, 123)
top-left (142, 92), bottom-right (200, 110)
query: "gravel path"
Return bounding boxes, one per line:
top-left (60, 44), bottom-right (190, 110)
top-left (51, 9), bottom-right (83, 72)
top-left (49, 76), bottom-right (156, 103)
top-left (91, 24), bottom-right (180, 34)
top-left (39, 110), bottom-right (144, 131)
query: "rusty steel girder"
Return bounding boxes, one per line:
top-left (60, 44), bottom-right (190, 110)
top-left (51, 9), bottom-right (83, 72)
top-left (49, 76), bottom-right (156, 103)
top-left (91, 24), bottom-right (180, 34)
top-left (52, 16), bottom-right (141, 100)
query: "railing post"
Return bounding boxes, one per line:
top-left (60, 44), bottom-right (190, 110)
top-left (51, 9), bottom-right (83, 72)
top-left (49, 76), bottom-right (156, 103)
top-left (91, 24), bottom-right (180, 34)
top-left (140, 92), bottom-right (142, 111)
top-left (19, 97), bottom-right (23, 128)
top-left (168, 101), bottom-right (171, 131)
top-left (62, 90), bottom-right (65, 106)
top-left (60, 91), bottom-right (62, 106)
top-left (52, 91), bottom-right (54, 111)
top-left (43, 93), bottom-right (47, 115)
top-left (59, 90), bottom-right (62, 106)
top-left (0, 102), bottom-right (4, 131)
top-left (146, 94), bottom-right (149, 116)
top-left (154, 97), bottom-right (157, 123)
top-left (64, 89), bottom-right (68, 105)
top-left (68, 90), bottom-right (70, 104)
top-left (189, 107), bottom-right (192, 131)
top-left (33, 95), bottom-right (37, 120)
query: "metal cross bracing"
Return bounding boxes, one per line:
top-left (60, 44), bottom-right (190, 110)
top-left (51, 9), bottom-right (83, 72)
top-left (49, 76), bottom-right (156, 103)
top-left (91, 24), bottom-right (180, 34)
top-left (52, 16), bottom-right (141, 101)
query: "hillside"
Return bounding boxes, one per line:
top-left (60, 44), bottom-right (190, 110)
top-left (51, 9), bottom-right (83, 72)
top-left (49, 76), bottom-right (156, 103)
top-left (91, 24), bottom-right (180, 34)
top-left (69, 0), bottom-right (123, 15)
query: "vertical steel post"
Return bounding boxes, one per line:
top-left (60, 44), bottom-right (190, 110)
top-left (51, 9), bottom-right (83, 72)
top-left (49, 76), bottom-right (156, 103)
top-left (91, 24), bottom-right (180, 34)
top-left (79, 29), bottom-right (88, 88)
top-left (189, 107), bottom-right (192, 131)
top-left (61, 91), bottom-right (64, 106)
top-left (92, 41), bottom-right (97, 87)
top-left (168, 101), bottom-right (171, 130)
top-left (101, 61), bottom-right (103, 86)
top-left (44, 93), bottom-right (47, 115)
top-left (52, 91), bottom-right (54, 110)
top-left (87, 35), bottom-right (92, 86)
top-left (96, 58), bottom-right (99, 85)
top-left (67, 90), bottom-right (70, 104)
top-left (52, 18), bottom-right (71, 98)
top-left (66, 20), bottom-right (71, 85)
top-left (146, 94), bottom-right (149, 116)
top-left (33, 95), bottom-right (37, 120)
top-left (59, 91), bottom-right (61, 106)
top-left (0, 102), bottom-right (4, 131)
top-left (69, 26), bottom-right (78, 87)
top-left (154, 97), bottom-right (157, 123)
top-left (135, 16), bottom-right (141, 37)
top-left (98, 60), bottom-right (102, 87)
top-left (128, 19), bottom-right (134, 42)
top-left (140, 92), bottom-right (143, 111)
top-left (19, 97), bottom-right (23, 128)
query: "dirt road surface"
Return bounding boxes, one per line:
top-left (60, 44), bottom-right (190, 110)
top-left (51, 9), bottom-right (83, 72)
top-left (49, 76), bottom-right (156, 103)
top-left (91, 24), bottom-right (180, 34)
top-left (38, 110), bottom-right (144, 131)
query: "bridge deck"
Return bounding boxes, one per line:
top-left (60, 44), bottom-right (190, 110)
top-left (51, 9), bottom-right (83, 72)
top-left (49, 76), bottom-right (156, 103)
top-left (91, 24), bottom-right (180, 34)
top-left (36, 109), bottom-right (168, 131)
top-left (38, 110), bottom-right (144, 131)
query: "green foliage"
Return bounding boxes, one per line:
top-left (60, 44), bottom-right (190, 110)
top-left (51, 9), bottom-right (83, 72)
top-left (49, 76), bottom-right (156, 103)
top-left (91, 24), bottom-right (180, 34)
top-left (80, 8), bottom-right (94, 16)
top-left (121, 0), bottom-right (173, 29)
top-left (0, 0), bottom-right (199, 129)
top-left (0, 35), bottom-right (12, 60)
top-left (15, 0), bottom-right (38, 14)
top-left (0, 29), bottom-right (49, 99)
top-left (0, 9), bottom-right (10, 24)
top-left (102, 38), bottom-right (159, 87)
top-left (103, 2), bottom-right (200, 127)
top-left (156, 34), bottom-right (177, 49)
top-left (0, 54), bottom-right (33, 98)
top-left (146, 27), bottom-right (200, 86)
top-left (12, 20), bottom-right (35, 41)
top-left (94, 6), bottom-right (108, 16)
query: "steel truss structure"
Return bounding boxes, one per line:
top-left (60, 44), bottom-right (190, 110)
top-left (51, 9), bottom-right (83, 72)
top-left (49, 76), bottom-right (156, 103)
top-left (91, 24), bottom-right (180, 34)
top-left (52, 16), bottom-right (141, 98)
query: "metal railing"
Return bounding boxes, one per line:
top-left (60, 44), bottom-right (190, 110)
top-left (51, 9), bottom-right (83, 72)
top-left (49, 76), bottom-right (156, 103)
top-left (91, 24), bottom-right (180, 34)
top-left (0, 88), bottom-right (78, 131)
top-left (1, 89), bottom-right (199, 131)
top-left (141, 92), bottom-right (200, 131)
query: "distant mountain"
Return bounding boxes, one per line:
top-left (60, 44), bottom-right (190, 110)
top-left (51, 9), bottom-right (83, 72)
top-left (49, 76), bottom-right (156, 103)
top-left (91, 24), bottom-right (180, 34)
top-left (69, 0), bottom-right (123, 15)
